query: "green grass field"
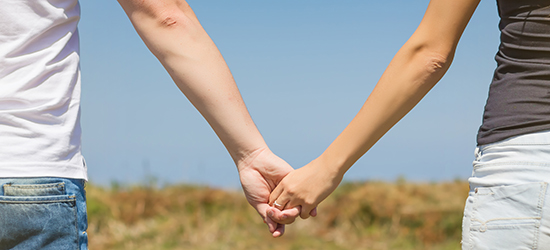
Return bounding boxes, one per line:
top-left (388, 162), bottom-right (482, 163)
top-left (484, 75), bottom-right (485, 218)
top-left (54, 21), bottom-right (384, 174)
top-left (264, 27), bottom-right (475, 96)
top-left (86, 180), bottom-right (469, 250)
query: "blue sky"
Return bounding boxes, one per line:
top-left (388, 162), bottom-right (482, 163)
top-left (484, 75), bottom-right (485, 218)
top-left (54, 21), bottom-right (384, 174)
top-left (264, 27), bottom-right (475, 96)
top-left (79, 0), bottom-right (500, 188)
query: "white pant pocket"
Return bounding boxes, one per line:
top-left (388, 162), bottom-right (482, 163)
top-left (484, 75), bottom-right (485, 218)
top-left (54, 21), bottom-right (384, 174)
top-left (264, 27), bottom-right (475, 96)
top-left (464, 182), bottom-right (548, 250)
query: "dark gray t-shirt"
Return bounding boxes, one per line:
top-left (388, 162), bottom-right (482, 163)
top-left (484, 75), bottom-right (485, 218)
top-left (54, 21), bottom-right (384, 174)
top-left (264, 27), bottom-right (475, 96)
top-left (477, 0), bottom-right (550, 145)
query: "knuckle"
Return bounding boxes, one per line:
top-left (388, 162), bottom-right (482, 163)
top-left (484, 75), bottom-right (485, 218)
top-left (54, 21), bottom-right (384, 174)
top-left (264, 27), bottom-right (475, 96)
top-left (286, 188), bottom-right (297, 196)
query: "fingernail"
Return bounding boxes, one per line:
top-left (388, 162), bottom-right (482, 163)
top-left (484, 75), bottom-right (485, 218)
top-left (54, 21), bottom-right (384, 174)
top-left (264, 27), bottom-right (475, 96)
top-left (268, 211), bottom-right (273, 217)
top-left (282, 215), bottom-right (288, 220)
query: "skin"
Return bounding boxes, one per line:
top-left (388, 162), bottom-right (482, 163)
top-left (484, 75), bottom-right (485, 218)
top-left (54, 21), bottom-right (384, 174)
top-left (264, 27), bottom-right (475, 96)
top-left (116, 0), bottom-right (300, 237)
top-left (267, 0), bottom-right (481, 221)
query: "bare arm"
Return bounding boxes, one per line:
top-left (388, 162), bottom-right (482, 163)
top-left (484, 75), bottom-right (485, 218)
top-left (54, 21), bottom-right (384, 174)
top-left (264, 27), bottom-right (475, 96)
top-left (268, 0), bottom-right (481, 219)
top-left (116, 0), bottom-right (299, 237)
top-left (117, 0), bottom-right (263, 162)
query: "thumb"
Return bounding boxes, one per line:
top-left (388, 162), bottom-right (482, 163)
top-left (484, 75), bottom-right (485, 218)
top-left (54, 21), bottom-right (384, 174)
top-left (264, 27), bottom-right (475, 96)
top-left (300, 204), bottom-right (316, 219)
top-left (254, 203), bottom-right (278, 233)
top-left (310, 207), bottom-right (318, 217)
top-left (267, 206), bottom-right (301, 224)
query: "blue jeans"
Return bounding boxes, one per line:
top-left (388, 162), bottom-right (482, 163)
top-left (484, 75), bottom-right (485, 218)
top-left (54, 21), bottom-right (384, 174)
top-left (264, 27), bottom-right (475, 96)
top-left (0, 178), bottom-right (88, 250)
top-left (462, 130), bottom-right (550, 249)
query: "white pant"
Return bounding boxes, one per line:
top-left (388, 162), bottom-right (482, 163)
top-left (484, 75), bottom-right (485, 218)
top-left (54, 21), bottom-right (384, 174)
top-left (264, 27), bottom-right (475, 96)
top-left (462, 130), bottom-right (550, 250)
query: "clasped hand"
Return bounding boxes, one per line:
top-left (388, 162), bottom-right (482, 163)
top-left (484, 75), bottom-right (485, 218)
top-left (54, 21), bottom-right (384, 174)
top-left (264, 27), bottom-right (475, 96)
top-left (240, 152), bottom-right (343, 237)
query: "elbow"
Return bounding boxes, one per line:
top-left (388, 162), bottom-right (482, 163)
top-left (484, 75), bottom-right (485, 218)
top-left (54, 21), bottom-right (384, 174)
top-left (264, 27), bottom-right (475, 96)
top-left (413, 50), bottom-right (453, 90)
top-left (402, 44), bottom-right (455, 90)
top-left (404, 37), bottom-right (455, 75)
top-left (157, 14), bottom-right (179, 28)
top-left (154, 7), bottom-right (192, 29)
top-left (418, 40), bottom-right (456, 75)
top-left (412, 44), bottom-right (454, 80)
top-left (424, 52), bottom-right (451, 75)
top-left (124, 0), bottom-right (196, 29)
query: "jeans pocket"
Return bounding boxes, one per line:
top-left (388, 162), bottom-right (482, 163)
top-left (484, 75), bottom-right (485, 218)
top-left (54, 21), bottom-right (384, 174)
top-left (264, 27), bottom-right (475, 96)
top-left (465, 182), bottom-right (547, 250)
top-left (0, 182), bottom-right (78, 250)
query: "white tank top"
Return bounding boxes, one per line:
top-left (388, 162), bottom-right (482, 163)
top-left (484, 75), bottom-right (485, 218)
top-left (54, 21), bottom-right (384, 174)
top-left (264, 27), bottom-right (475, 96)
top-left (0, 0), bottom-right (86, 180)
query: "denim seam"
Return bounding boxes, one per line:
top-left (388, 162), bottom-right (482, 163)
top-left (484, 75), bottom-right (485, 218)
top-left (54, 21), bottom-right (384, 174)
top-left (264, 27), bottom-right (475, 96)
top-left (0, 196), bottom-right (76, 204)
top-left (473, 161), bottom-right (550, 169)
top-left (73, 194), bottom-right (78, 250)
top-left (481, 143), bottom-right (550, 152)
top-left (468, 195), bottom-right (478, 250)
top-left (534, 182), bottom-right (548, 249)
top-left (2, 183), bottom-right (64, 189)
top-left (470, 222), bottom-right (540, 232)
top-left (471, 217), bottom-right (541, 225)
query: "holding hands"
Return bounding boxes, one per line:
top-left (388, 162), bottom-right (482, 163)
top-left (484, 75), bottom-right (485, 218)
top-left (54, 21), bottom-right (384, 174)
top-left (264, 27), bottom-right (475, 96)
top-left (119, 0), bottom-right (479, 239)
top-left (236, 147), bottom-right (302, 237)
top-left (118, 0), bottom-right (479, 241)
top-left (267, 157), bottom-right (342, 221)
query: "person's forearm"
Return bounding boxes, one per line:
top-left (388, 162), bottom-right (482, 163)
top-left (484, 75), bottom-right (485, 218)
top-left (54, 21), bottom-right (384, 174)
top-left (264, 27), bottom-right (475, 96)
top-left (117, 0), bottom-right (267, 166)
top-left (315, 0), bottom-right (480, 177)
top-left (319, 43), bottom-right (453, 177)
top-left (266, 0), bottom-right (479, 220)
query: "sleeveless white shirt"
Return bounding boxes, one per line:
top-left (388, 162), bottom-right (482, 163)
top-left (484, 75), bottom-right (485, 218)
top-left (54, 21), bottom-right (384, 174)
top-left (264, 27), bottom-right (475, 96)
top-left (0, 0), bottom-right (86, 180)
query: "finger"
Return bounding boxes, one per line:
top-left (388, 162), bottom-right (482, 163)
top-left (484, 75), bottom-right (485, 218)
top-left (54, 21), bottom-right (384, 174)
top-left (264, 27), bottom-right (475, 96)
top-left (268, 184), bottom-right (285, 206)
top-left (310, 207), bottom-right (318, 217)
top-left (272, 223), bottom-right (285, 238)
top-left (273, 199), bottom-right (289, 211)
top-left (278, 206), bottom-right (300, 224)
top-left (300, 205), bottom-right (315, 219)
top-left (257, 203), bottom-right (278, 233)
top-left (271, 191), bottom-right (292, 211)
top-left (264, 210), bottom-right (279, 233)
top-left (267, 206), bottom-right (300, 224)
top-left (267, 207), bottom-right (285, 223)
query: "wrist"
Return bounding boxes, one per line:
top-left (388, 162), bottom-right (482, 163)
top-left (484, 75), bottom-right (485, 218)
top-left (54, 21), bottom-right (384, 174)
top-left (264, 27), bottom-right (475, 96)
top-left (317, 152), bottom-right (350, 180)
top-left (233, 144), bottom-right (270, 172)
